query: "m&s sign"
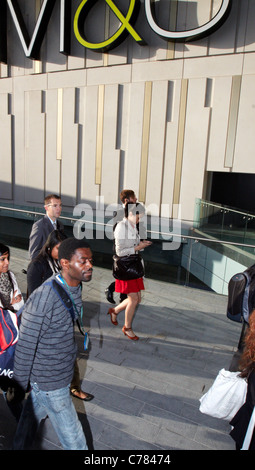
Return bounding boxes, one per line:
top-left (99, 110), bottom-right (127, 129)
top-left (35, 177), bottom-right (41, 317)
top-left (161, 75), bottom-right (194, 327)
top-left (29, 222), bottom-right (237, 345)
top-left (0, 0), bottom-right (232, 63)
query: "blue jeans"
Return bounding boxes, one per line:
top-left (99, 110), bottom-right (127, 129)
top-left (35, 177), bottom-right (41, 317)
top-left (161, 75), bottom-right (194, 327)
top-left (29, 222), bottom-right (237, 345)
top-left (12, 382), bottom-right (88, 450)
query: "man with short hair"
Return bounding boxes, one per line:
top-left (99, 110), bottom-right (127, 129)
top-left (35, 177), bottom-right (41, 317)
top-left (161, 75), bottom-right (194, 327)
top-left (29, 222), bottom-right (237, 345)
top-left (12, 238), bottom-right (93, 450)
top-left (29, 194), bottom-right (65, 259)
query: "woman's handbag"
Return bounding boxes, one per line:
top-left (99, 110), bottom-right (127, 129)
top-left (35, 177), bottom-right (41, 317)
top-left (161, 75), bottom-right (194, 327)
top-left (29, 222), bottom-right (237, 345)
top-left (199, 368), bottom-right (247, 421)
top-left (113, 254), bottom-right (144, 280)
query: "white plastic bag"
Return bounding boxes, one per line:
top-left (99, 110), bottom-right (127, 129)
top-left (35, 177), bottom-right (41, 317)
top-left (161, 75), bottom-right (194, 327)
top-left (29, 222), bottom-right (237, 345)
top-left (199, 368), bottom-right (247, 421)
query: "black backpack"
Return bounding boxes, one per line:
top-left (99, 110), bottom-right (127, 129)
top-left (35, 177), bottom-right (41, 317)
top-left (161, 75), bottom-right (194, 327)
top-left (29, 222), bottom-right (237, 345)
top-left (227, 265), bottom-right (255, 323)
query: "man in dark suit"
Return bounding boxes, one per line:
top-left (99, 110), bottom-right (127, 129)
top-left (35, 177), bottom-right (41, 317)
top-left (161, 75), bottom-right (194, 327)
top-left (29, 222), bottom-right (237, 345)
top-left (29, 194), bottom-right (65, 260)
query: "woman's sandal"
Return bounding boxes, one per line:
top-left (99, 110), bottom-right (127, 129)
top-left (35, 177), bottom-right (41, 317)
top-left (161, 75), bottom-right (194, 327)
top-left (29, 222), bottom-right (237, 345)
top-left (107, 308), bottom-right (118, 325)
top-left (70, 389), bottom-right (94, 401)
top-left (122, 326), bottom-right (139, 341)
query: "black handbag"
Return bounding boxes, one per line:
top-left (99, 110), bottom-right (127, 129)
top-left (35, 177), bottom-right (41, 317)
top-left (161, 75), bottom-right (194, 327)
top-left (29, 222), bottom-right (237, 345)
top-left (113, 254), bottom-right (144, 280)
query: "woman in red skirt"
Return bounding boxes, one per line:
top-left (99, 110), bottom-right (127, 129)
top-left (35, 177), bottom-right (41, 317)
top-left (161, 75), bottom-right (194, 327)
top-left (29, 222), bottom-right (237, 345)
top-left (108, 203), bottom-right (151, 340)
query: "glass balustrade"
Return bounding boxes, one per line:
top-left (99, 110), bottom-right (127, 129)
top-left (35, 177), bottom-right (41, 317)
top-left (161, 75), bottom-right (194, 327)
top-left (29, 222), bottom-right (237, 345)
top-left (195, 199), bottom-right (255, 250)
top-left (1, 201), bottom-right (255, 295)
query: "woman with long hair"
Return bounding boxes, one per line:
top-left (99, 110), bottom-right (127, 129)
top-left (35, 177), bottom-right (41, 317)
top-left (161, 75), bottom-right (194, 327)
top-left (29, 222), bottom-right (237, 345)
top-left (107, 202), bottom-right (151, 340)
top-left (27, 229), bottom-right (66, 296)
top-left (230, 310), bottom-right (255, 449)
top-left (0, 243), bottom-right (24, 312)
top-left (0, 242), bottom-right (24, 420)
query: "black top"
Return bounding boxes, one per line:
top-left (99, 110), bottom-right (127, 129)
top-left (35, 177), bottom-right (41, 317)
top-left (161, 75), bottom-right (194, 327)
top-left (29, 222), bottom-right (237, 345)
top-left (27, 255), bottom-right (58, 297)
top-left (230, 370), bottom-right (255, 449)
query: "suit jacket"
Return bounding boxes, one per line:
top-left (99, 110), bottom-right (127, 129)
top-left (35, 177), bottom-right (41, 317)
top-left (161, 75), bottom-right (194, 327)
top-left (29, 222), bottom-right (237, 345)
top-left (29, 215), bottom-right (65, 260)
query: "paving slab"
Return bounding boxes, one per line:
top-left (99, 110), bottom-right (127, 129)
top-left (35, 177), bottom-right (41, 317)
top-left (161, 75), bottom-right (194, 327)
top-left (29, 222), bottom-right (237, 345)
top-left (0, 246), bottom-right (242, 451)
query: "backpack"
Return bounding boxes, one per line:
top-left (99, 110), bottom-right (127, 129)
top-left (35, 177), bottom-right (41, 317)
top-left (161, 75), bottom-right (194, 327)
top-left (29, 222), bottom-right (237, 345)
top-left (0, 307), bottom-right (22, 380)
top-left (227, 268), bottom-right (255, 323)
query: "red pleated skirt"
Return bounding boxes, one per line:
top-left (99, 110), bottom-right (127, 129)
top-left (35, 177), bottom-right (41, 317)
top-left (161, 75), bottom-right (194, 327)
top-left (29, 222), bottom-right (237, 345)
top-left (115, 278), bottom-right (145, 294)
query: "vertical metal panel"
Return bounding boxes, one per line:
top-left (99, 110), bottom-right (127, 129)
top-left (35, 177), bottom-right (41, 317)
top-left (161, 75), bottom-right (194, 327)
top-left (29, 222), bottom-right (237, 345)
top-left (95, 84), bottom-right (105, 185)
top-left (224, 75), bottom-right (242, 168)
top-left (172, 79), bottom-right (188, 210)
top-left (24, 90), bottom-right (45, 203)
top-left (56, 88), bottom-right (63, 160)
top-left (45, 88), bottom-right (61, 195)
top-left (145, 80), bottom-right (169, 209)
top-left (139, 81), bottom-right (152, 203)
top-left (0, 93), bottom-right (12, 199)
top-left (61, 87), bottom-right (79, 205)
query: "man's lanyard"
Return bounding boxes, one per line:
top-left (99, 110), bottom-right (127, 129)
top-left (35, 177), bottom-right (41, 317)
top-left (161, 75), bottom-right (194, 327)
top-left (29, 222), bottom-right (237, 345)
top-left (56, 274), bottom-right (83, 320)
top-left (55, 275), bottom-right (88, 347)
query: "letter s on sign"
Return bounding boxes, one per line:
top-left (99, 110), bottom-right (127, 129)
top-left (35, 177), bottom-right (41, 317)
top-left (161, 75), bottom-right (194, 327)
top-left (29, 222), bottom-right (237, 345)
top-left (145, 0), bottom-right (232, 42)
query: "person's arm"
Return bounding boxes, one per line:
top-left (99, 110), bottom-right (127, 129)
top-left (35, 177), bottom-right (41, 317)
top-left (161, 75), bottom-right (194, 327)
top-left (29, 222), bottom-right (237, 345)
top-left (134, 240), bottom-right (152, 252)
top-left (9, 271), bottom-right (24, 311)
top-left (114, 222), bottom-right (135, 257)
top-left (13, 288), bottom-right (51, 392)
top-left (115, 222), bottom-right (151, 256)
top-left (27, 259), bottom-right (45, 296)
top-left (29, 221), bottom-right (43, 260)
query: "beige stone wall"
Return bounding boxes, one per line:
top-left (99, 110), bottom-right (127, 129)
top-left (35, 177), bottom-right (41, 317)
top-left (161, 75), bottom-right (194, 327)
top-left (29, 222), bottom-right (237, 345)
top-left (0, 0), bottom-right (255, 222)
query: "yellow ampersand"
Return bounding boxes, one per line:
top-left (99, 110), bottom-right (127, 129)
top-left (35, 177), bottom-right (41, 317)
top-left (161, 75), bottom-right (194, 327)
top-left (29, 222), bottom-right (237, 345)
top-left (73, 0), bottom-right (144, 51)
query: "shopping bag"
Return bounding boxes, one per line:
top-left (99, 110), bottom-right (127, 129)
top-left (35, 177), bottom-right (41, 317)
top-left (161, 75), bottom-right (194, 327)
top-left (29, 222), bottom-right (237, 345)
top-left (199, 368), bottom-right (247, 421)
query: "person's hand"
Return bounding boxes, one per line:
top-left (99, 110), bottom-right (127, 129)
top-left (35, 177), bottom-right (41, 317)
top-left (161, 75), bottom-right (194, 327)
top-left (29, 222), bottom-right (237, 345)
top-left (135, 240), bottom-right (152, 251)
top-left (11, 291), bottom-right (22, 304)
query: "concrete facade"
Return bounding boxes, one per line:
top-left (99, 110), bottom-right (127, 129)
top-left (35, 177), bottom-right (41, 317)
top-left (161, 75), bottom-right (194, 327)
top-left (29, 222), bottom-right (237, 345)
top-left (0, 0), bottom-right (254, 223)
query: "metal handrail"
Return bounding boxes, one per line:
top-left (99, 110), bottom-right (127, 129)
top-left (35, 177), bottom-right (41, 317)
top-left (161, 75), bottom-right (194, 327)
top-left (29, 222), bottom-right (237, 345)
top-left (0, 205), bottom-right (44, 217)
top-left (151, 231), bottom-right (255, 249)
top-left (199, 199), bottom-right (255, 219)
top-left (1, 204), bottom-right (255, 249)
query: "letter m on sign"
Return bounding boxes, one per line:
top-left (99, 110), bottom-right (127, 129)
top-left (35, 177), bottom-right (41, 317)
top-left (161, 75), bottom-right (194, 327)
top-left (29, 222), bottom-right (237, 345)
top-left (0, 0), bottom-right (71, 63)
